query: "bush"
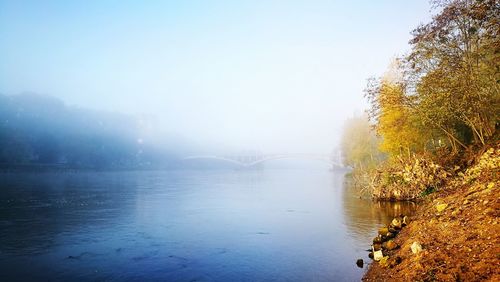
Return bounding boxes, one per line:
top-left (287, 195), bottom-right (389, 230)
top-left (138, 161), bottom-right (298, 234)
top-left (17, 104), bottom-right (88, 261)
top-left (457, 146), bottom-right (499, 185)
top-left (372, 155), bottom-right (451, 200)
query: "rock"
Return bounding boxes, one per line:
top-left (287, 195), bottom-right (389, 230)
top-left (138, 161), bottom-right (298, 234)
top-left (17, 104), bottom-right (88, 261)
top-left (378, 227), bottom-right (389, 236)
top-left (411, 241), bottom-right (423, 254)
top-left (402, 216), bottom-right (409, 226)
top-left (356, 259), bottom-right (364, 268)
top-left (373, 250), bottom-right (384, 261)
top-left (387, 256), bottom-right (402, 268)
top-left (386, 232), bottom-right (395, 239)
top-left (388, 227), bottom-right (398, 234)
top-left (391, 218), bottom-right (402, 229)
top-left (383, 240), bottom-right (398, 250)
top-left (436, 203), bottom-right (448, 212)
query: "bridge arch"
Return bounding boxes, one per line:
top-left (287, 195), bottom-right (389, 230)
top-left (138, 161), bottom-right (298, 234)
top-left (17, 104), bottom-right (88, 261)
top-left (182, 154), bottom-right (343, 168)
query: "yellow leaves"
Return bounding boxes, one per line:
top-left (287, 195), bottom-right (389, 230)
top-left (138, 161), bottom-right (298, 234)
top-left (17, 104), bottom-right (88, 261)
top-left (374, 77), bottom-right (429, 157)
top-left (379, 256), bottom-right (389, 267)
top-left (375, 0), bottom-right (499, 153)
top-left (436, 203), bottom-right (448, 212)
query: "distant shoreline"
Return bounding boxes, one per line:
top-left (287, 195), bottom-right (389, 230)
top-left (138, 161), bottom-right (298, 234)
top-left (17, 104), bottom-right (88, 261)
top-left (0, 163), bottom-right (176, 172)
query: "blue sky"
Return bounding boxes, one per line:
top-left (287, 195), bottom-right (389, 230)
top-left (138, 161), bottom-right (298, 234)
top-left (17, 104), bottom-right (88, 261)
top-left (0, 0), bottom-right (432, 153)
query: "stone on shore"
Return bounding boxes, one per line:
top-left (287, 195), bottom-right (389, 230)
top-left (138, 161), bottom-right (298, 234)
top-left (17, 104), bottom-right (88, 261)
top-left (373, 250), bottom-right (384, 261)
top-left (378, 227), bottom-right (389, 236)
top-left (383, 240), bottom-right (398, 250)
top-left (402, 216), bottom-right (409, 226)
top-left (411, 241), bottom-right (422, 254)
top-left (390, 218), bottom-right (402, 229)
top-left (387, 256), bottom-right (402, 268)
top-left (356, 259), bottom-right (364, 268)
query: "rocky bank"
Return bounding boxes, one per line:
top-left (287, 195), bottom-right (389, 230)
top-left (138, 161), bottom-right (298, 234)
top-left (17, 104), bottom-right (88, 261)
top-left (363, 147), bottom-right (500, 281)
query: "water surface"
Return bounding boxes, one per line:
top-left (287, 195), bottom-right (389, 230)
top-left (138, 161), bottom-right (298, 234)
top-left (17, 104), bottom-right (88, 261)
top-left (0, 169), bottom-right (415, 281)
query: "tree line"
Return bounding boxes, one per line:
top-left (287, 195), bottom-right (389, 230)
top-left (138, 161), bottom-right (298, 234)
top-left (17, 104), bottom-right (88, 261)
top-left (341, 0), bottom-right (498, 199)
top-left (0, 93), bottom-right (181, 169)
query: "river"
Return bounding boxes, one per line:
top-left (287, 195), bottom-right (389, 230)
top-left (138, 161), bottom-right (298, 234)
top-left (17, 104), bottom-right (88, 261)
top-left (0, 169), bottom-right (415, 281)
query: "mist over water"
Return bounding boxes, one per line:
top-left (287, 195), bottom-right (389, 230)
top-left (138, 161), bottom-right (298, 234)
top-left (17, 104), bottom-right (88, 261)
top-left (0, 1), bottom-right (431, 155)
top-left (0, 1), bottom-right (429, 281)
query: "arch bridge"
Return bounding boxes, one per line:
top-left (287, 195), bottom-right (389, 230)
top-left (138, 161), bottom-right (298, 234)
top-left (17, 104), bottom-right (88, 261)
top-left (182, 153), bottom-right (343, 168)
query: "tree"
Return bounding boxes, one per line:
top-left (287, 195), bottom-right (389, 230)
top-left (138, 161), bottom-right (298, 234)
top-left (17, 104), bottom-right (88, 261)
top-left (409, 0), bottom-right (499, 148)
top-left (340, 114), bottom-right (384, 170)
top-left (367, 0), bottom-right (499, 156)
top-left (366, 60), bottom-right (433, 157)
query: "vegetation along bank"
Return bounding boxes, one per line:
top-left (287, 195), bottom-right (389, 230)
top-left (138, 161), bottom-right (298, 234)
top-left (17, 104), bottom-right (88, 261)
top-left (340, 0), bottom-right (499, 280)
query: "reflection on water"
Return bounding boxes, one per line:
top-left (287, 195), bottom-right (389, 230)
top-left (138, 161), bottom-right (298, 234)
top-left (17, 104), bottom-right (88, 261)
top-left (0, 170), bottom-right (415, 281)
top-left (341, 179), bottom-right (417, 244)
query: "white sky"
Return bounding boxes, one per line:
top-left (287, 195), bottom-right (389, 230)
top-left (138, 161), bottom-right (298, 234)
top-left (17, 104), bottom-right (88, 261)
top-left (0, 0), bottom-right (432, 154)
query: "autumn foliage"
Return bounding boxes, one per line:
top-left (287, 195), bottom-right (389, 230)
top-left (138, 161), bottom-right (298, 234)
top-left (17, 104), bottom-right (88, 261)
top-left (343, 0), bottom-right (499, 200)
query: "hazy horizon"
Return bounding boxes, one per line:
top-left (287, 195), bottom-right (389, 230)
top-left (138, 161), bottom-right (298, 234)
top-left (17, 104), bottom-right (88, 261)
top-left (0, 0), bottom-right (432, 154)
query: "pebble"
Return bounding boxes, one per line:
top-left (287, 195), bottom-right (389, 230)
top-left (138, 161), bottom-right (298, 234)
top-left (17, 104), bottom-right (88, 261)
top-left (383, 240), bottom-right (398, 250)
top-left (378, 227), bottom-right (389, 236)
top-left (373, 250), bottom-right (384, 261)
top-left (391, 218), bottom-right (402, 229)
top-left (411, 242), bottom-right (422, 254)
top-left (356, 259), bottom-right (363, 268)
top-left (367, 215), bottom-right (410, 262)
top-left (402, 216), bottom-right (409, 226)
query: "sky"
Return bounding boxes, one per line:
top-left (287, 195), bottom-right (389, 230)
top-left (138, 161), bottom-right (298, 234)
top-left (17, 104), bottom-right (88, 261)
top-left (0, 0), bottom-right (432, 154)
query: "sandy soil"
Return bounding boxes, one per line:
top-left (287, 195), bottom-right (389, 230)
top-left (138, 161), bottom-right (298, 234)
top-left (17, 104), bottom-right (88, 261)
top-left (363, 176), bottom-right (500, 281)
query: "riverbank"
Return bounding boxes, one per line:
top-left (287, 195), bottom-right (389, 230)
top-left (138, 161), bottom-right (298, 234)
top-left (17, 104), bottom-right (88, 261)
top-left (363, 148), bottom-right (499, 281)
top-left (0, 163), bottom-right (180, 172)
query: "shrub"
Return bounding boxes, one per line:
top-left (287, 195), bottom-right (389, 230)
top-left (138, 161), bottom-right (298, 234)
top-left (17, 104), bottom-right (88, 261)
top-left (372, 155), bottom-right (450, 200)
top-left (458, 146), bottom-right (499, 185)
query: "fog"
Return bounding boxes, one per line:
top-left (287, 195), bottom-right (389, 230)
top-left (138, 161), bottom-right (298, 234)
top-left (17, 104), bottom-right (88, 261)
top-left (0, 0), bottom-right (431, 156)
